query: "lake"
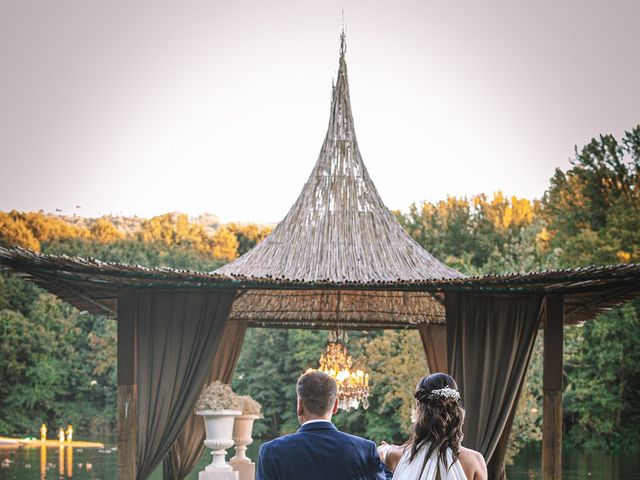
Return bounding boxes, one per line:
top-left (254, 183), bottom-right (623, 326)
top-left (1, 440), bottom-right (638, 479)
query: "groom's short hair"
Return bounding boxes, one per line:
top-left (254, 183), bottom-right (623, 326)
top-left (297, 371), bottom-right (337, 416)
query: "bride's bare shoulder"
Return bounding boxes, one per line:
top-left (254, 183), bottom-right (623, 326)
top-left (458, 446), bottom-right (487, 480)
top-left (459, 446), bottom-right (484, 462)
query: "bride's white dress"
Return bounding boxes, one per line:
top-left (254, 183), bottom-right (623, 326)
top-left (392, 444), bottom-right (467, 480)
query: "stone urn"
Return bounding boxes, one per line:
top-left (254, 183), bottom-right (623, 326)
top-left (230, 414), bottom-right (260, 463)
top-left (197, 409), bottom-right (242, 472)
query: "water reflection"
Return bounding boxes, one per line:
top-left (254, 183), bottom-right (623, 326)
top-left (66, 446), bottom-right (73, 477)
top-left (3, 440), bottom-right (638, 479)
top-left (39, 445), bottom-right (45, 479)
top-left (58, 445), bottom-right (64, 477)
top-left (16, 445), bottom-right (79, 480)
top-left (30, 444), bottom-right (76, 478)
top-left (505, 443), bottom-right (640, 479)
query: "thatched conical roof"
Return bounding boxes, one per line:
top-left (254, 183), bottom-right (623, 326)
top-left (215, 37), bottom-right (463, 285)
top-left (215, 36), bottom-right (463, 328)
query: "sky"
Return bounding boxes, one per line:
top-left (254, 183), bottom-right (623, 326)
top-left (1, 0), bottom-right (639, 224)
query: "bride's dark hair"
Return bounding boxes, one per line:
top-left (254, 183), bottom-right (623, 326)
top-left (409, 372), bottom-right (464, 472)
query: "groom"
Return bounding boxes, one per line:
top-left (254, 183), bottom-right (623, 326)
top-left (257, 370), bottom-right (388, 480)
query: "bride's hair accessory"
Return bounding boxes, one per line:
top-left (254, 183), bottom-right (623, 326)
top-left (428, 387), bottom-right (460, 401)
top-left (414, 385), bottom-right (460, 403)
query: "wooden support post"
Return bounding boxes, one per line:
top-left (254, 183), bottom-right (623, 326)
top-left (117, 290), bottom-right (137, 479)
top-left (543, 294), bottom-right (564, 480)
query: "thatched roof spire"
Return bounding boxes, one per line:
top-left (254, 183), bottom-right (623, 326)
top-left (215, 36), bottom-right (463, 283)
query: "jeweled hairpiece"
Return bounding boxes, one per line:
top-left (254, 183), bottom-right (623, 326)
top-left (429, 387), bottom-right (460, 401)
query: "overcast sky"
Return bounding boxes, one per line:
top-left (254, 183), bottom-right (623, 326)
top-left (1, 0), bottom-right (638, 223)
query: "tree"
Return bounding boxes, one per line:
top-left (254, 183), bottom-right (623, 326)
top-left (138, 212), bottom-right (239, 260)
top-left (0, 211), bottom-right (42, 251)
top-left (0, 211), bottom-right (91, 251)
top-left (226, 223), bottom-right (273, 256)
top-left (563, 302), bottom-right (640, 448)
top-left (232, 329), bottom-right (302, 437)
top-left (542, 126), bottom-right (640, 266)
top-left (396, 193), bottom-right (543, 274)
top-left (210, 227), bottom-right (239, 261)
top-left (90, 218), bottom-right (125, 243)
top-left (360, 330), bottom-right (428, 443)
top-left (0, 290), bottom-right (116, 435)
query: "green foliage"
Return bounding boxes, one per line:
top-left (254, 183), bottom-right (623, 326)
top-left (226, 223), bottom-right (273, 256)
top-left (231, 329), bottom-right (324, 437)
top-left (396, 192), bottom-right (545, 275)
top-left (505, 336), bottom-right (543, 464)
top-left (563, 303), bottom-right (640, 449)
top-left (359, 330), bottom-right (428, 444)
top-left (0, 285), bottom-right (115, 435)
top-left (42, 237), bottom-right (226, 271)
top-left (542, 126), bottom-right (640, 266)
top-left (0, 270), bottom-right (41, 316)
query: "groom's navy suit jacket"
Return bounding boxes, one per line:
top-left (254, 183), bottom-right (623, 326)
top-left (256, 420), bottom-right (387, 480)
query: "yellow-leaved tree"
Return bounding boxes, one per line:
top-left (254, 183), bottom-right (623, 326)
top-left (211, 227), bottom-right (240, 261)
top-left (0, 211), bottom-right (90, 251)
top-left (226, 222), bottom-right (273, 256)
top-left (90, 218), bottom-right (125, 244)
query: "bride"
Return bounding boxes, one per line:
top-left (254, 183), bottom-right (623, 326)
top-left (378, 373), bottom-right (487, 480)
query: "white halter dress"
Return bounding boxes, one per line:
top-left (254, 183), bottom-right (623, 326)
top-left (392, 445), bottom-right (467, 480)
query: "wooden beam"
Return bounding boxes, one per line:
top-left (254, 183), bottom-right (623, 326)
top-left (543, 294), bottom-right (564, 480)
top-left (117, 290), bottom-right (137, 479)
top-left (38, 274), bottom-right (117, 316)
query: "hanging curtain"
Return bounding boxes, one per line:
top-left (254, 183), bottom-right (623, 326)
top-left (417, 322), bottom-right (448, 374)
top-left (487, 398), bottom-right (521, 479)
top-left (446, 293), bottom-right (543, 479)
top-left (135, 289), bottom-right (237, 480)
top-left (163, 320), bottom-right (248, 480)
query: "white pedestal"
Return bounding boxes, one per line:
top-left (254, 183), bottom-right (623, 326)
top-left (230, 458), bottom-right (256, 480)
top-left (199, 469), bottom-right (239, 480)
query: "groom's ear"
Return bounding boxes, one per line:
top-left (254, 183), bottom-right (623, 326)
top-left (296, 397), bottom-right (304, 416)
top-left (331, 398), bottom-right (339, 414)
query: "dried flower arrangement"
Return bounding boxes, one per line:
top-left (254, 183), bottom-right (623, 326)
top-left (237, 395), bottom-right (263, 417)
top-left (195, 381), bottom-right (241, 412)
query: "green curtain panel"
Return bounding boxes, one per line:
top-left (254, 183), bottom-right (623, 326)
top-left (446, 293), bottom-right (543, 479)
top-left (135, 289), bottom-right (237, 480)
top-left (163, 320), bottom-right (248, 480)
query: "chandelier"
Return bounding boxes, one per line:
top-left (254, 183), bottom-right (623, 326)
top-left (307, 330), bottom-right (370, 412)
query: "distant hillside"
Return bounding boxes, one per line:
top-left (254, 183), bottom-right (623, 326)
top-left (56, 212), bottom-right (221, 237)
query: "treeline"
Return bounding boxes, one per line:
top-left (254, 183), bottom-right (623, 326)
top-left (0, 211), bottom-right (272, 262)
top-left (1, 127), bottom-right (639, 457)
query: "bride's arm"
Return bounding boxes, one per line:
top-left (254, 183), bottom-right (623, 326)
top-left (377, 443), bottom-right (405, 472)
top-left (385, 445), bottom-right (404, 472)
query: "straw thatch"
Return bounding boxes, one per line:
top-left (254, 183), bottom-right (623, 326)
top-left (215, 36), bottom-right (461, 326)
top-left (2, 246), bottom-right (639, 327)
top-left (214, 37), bottom-right (463, 284)
top-left (228, 289), bottom-right (445, 329)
